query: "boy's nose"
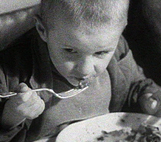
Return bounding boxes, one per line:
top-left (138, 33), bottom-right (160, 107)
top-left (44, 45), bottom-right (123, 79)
top-left (76, 57), bottom-right (95, 76)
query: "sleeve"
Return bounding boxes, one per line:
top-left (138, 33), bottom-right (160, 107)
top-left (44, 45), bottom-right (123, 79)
top-left (117, 37), bottom-right (161, 115)
top-left (0, 64), bottom-right (31, 142)
top-left (115, 35), bottom-right (146, 83)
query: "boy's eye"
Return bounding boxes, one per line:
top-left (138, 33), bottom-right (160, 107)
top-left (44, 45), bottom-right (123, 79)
top-left (95, 51), bottom-right (109, 56)
top-left (63, 48), bottom-right (77, 53)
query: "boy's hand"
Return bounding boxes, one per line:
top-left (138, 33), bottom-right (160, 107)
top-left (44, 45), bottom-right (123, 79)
top-left (139, 93), bottom-right (161, 116)
top-left (5, 83), bottom-right (45, 120)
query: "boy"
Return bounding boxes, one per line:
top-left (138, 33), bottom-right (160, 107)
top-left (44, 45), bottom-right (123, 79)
top-left (0, 0), bottom-right (161, 141)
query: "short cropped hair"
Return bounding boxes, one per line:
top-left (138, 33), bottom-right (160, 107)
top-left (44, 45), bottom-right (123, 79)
top-left (40, 0), bottom-right (129, 27)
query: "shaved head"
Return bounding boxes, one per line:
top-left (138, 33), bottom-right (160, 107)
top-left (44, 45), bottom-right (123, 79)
top-left (40, 0), bottom-right (129, 27)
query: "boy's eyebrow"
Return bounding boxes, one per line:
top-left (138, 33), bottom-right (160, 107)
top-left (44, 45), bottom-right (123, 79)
top-left (96, 45), bottom-right (115, 52)
top-left (63, 44), bottom-right (75, 48)
top-left (99, 46), bottom-right (114, 51)
top-left (63, 44), bottom-right (115, 51)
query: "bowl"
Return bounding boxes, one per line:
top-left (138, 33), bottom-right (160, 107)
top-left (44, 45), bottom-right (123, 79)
top-left (56, 112), bottom-right (161, 142)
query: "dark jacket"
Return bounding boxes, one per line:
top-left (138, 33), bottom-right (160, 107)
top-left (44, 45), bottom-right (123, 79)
top-left (0, 29), bottom-right (160, 142)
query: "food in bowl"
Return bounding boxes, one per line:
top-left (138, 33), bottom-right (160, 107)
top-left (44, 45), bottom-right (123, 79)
top-left (94, 124), bottom-right (161, 142)
top-left (56, 113), bottom-right (161, 142)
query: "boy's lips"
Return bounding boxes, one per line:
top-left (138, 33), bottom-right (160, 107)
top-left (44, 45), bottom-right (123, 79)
top-left (68, 75), bottom-right (96, 87)
top-left (69, 76), bottom-right (91, 88)
top-left (71, 76), bottom-right (95, 84)
top-left (72, 76), bottom-right (91, 81)
top-left (75, 77), bottom-right (87, 81)
top-left (78, 79), bottom-right (90, 89)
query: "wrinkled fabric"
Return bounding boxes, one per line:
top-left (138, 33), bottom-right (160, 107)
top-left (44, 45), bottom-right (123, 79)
top-left (0, 29), bottom-right (161, 141)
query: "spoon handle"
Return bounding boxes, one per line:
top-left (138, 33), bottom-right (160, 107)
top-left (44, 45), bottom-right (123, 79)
top-left (0, 88), bottom-right (55, 98)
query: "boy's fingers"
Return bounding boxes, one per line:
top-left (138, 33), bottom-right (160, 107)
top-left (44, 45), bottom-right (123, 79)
top-left (16, 83), bottom-right (31, 93)
top-left (27, 99), bottom-right (45, 119)
top-left (140, 93), bottom-right (159, 115)
top-left (143, 93), bottom-right (153, 99)
top-left (144, 93), bottom-right (158, 109)
top-left (17, 97), bottom-right (45, 119)
top-left (14, 83), bottom-right (33, 102)
top-left (149, 98), bottom-right (158, 109)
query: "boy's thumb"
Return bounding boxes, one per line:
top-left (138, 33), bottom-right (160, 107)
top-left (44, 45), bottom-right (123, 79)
top-left (16, 83), bottom-right (30, 93)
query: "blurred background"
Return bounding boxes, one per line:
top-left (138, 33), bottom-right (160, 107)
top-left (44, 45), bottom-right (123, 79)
top-left (123, 0), bottom-right (161, 85)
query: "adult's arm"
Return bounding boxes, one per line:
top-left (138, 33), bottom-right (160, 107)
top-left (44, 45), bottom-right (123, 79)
top-left (0, 4), bottom-right (40, 51)
top-left (0, 0), bottom-right (40, 14)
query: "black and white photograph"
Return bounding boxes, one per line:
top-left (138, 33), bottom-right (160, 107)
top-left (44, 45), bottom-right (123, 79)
top-left (1, 0), bottom-right (161, 141)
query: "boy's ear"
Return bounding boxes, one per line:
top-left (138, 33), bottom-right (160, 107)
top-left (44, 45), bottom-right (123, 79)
top-left (35, 15), bottom-right (48, 42)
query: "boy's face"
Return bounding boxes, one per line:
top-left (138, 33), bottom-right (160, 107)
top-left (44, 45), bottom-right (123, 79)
top-left (37, 16), bottom-right (125, 86)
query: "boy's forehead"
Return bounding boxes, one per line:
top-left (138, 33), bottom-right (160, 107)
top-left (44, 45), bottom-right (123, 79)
top-left (47, 9), bottom-right (127, 33)
top-left (49, 18), bottom-right (123, 50)
top-left (46, 9), bottom-right (125, 38)
top-left (42, 0), bottom-right (128, 30)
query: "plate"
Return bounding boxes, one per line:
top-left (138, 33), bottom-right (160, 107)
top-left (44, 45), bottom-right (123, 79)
top-left (56, 112), bottom-right (161, 142)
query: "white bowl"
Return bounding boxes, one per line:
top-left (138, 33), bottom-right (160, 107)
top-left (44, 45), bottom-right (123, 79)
top-left (56, 112), bottom-right (161, 142)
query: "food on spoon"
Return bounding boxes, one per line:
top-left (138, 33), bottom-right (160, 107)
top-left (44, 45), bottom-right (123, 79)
top-left (93, 124), bottom-right (161, 142)
top-left (77, 79), bottom-right (90, 89)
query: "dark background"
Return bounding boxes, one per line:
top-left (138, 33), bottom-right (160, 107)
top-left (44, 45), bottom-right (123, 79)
top-left (124, 0), bottom-right (161, 85)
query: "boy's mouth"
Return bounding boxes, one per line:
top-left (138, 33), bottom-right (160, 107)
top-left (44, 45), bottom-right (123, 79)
top-left (69, 75), bottom-right (95, 88)
top-left (73, 76), bottom-right (93, 89)
top-left (77, 79), bottom-right (90, 89)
